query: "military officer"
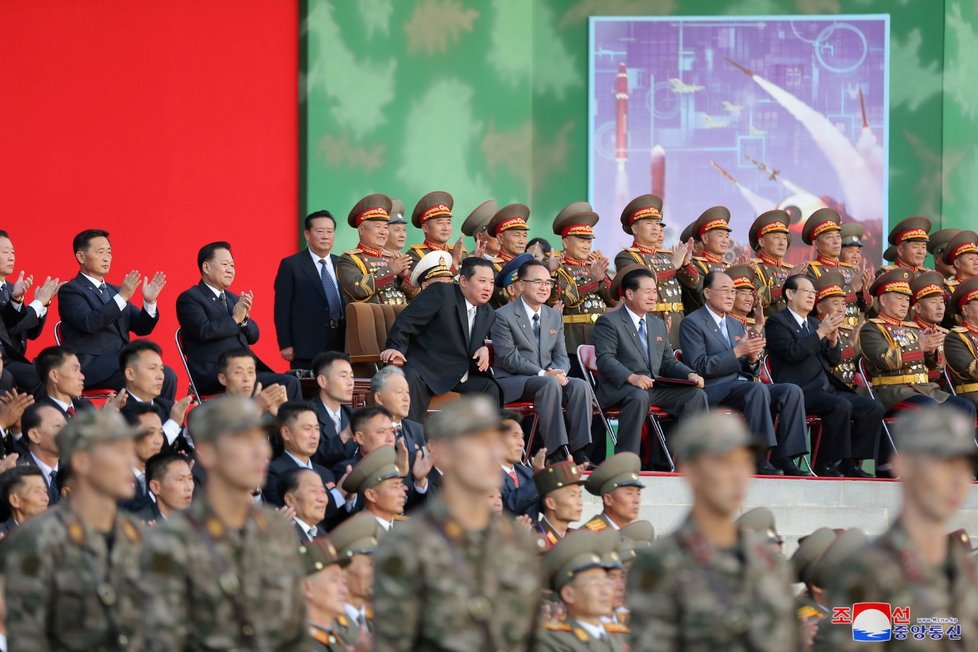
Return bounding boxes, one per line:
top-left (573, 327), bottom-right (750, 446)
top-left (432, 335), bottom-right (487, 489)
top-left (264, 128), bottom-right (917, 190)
top-left (581, 452), bottom-right (643, 533)
top-left (910, 271), bottom-right (951, 384)
top-left (406, 191), bottom-right (466, 274)
top-left (680, 206), bottom-right (733, 313)
top-left (811, 272), bottom-right (859, 389)
top-left (342, 446), bottom-right (408, 532)
top-left (487, 203), bottom-right (531, 307)
top-left (946, 277), bottom-right (978, 406)
top-left (749, 209), bottom-right (800, 316)
top-left (553, 202), bottom-right (615, 367)
top-left (928, 227), bottom-right (962, 280)
top-left (535, 459), bottom-right (586, 549)
top-left (943, 229), bottom-right (978, 289)
top-left (299, 537), bottom-right (355, 651)
top-left (815, 408), bottom-right (978, 651)
top-left (372, 397), bottom-right (542, 651)
top-left (537, 531), bottom-right (629, 651)
top-left (140, 397), bottom-right (307, 651)
top-left (626, 411), bottom-right (800, 651)
top-left (735, 506), bottom-right (784, 557)
top-left (879, 215), bottom-right (933, 276)
top-left (330, 513), bottom-right (383, 641)
top-left (726, 264), bottom-right (765, 337)
top-left (858, 269), bottom-right (976, 422)
top-left (839, 222), bottom-right (866, 268)
top-left (613, 194), bottom-right (695, 344)
top-left (461, 199), bottom-right (499, 260)
top-left (494, 252), bottom-right (534, 305)
top-left (2, 411), bottom-right (145, 651)
top-left (336, 193), bottom-right (410, 305)
top-left (386, 198), bottom-right (408, 254)
top-left (803, 209), bottom-right (872, 327)
top-left (408, 250), bottom-right (454, 292)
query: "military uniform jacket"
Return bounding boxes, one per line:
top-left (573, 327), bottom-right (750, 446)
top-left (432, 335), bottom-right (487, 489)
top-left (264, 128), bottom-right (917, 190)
top-left (752, 254), bottom-right (794, 316)
top-left (879, 261), bottom-right (933, 279)
top-left (681, 254), bottom-right (728, 314)
top-left (806, 257), bottom-right (871, 326)
top-left (814, 521), bottom-right (978, 651)
top-left (372, 496), bottom-right (542, 651)
top-left (857, 317), bottom-right (947, 411)
top-left (536, 618), bottom-right (629, 652)
top-left (490, 253), bottom-right (517, 308)
top-left (626, 514), bottom-right (799, 652)
top-left (337, 245), bottom-right (407, 305)
top-left (406, 241), bottom-right (464, 272)
top-left (308, 621), bottom-right (351, 652)
top-left (554, 255), bottom-right (615, 352)
top-left (2, 502), bottom-right (145, 651)
top-left (535, 516), bottom-right (569, 550)
top-left (831, 324), bottom-right (858, 389)
top-left (581, 512), bottom-right (615, 533)
top-left (614, 246), bottom-right (693, 335)
top-left (139, 496), bottom-right (306, 651)
top-left (946, 324), bottom-right (978, 403)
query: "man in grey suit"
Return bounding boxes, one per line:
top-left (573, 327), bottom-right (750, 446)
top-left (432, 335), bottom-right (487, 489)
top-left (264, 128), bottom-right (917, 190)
top-left (678, 270), bottom-right (810, 476)
top-left (592, 265), bottom-right (708, 455)
top-left (491, 260), bottom-right (594, 465)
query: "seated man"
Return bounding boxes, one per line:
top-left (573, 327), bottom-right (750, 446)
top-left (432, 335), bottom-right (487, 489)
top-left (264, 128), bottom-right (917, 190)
top-left (176, 240), bottom-right (300, 399)
top-left (136, 451), bottom-right (194, 523)
top-left (492, 259), bottom-right (595, 465)
top-left (18, 402), bottom-right (66, 506)
top-left (947, 277), bottom-right (978, 406)
top-left (342, 446), bottom-right (408, 532)
top-left (765, 275), bottom-right (883, 478)
top-left (0, 466), bottom-right (49, 536)
top-left (593, 265), bottom-right (708, 455)
top-left (679, 271), bottom-right (810, 476)
top-left (280, 467), bottom-right (329, 542)
top-left (217, 348), bottom-right (288, 417)
top-left (534, 460), bottom-right (585, 549)
top-left (371, 365), bottom-right (425, 470)
top-left (500, 410), bottom-right (543, 519)
top-left (582, 452), bottom-right (643, 532)
top-left (57, 229), bottom-right (175, 398)
top-left (119, 403), bottom-right (165, 514)
top-left (381, 257), bottom-right (501, 421)
top-left (34, 346), bottom-right (93, 419)
top-left (310, 351), bottom-right (355, 469)
top-left (119, 340), bottom-right (193, 452)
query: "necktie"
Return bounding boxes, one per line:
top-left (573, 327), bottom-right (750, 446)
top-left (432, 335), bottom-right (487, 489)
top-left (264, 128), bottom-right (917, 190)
top-left (48, 470), bottom-right (58, 502)
top-left (98, 282), bottom-right (113, 304)
top-left (467, 305), bottom-right (476, 337)
top-left (801, 320), bottom-right (810, 336)
top-left (308, 525), bottom-right (318, 539)
top-left (319, 259), bottom-right (343, 321)
top-left (719, 317), bottom-right (732, 348)
top-left (637, 317), bottom-right (650, 364)
top-left (532, 313), bottom-right (541, 350)
top-left (66, 405), bottom-right (76, 418)
top-left (507, 469), bottom-right (519, 488)
top-left (0, 283), bottom-right (9, 306)
top-left (393, 423), bottom-right (403, 439)
top-left (218, 292), bottom-right (232, 316)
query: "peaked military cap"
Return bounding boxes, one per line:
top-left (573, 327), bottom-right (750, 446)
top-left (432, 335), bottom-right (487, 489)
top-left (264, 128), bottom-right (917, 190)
top-left (840, 222), bottom-right (865, 248)
top-left (543, 530), bottom-right (605, 591)
top-left (888, 216), bottom-right (931, 245)
top-left (619, 194), bottom-right (663, 233)
top-left (461, 200), bottom-right (498, 236)
top-left (412, 191), bottom-right (454, 228)
top-left (809, 528), bottom-right (868, 588)
top-left (928, 228), bottom-right (961, 257)
top-left (802, 208), bottom-right (841, 245)
top-left (811, 271), bottom-right (846, 303)
top-left (329, 513), bottom-right (382, 560)
top-left (942, 229), bottom-right (978, 266)
top-left (593, 529), bottom-right (624, 570)
top-left (534, 460), bottom-right (584, 497)
top-left (495, 252), bottom-right (534, 289)
top-left (553, 201), bottom-right (599, 239)
top-left (487, 204), bottom-right (530, 237)
top-left (426, 396), bottom-right (503, 442)
top-left (584, 452), bottom-right (642, 496)
top-left (726, 264), bottom-right (759, 290)
top-left (348, 193), bottom-right (393, 228)
top-left (790, 527), bottom-right (837, 584)
top-left (388, 198), bottom-right (407, 225)
top-left (57, 410), bottom-right (142, 459)
top-left (298, 537), bottom-right (343, 576)
top-left (893, 407), bottom-right (978, 463)
top-left (737, 506), bottom-right (781, 546)
top-left (409, 250), bottom-right (453, 287)
top-left (188, 396), bottom-right (268, 447)
top-left (950, 276), bottom-right (978, 314)
top-left (869, 267), bottom-right (912, 297)
top-left (342, 446), bottom-right (403, 495)
top-left (690, 206), bottom-right (732, 242)
top-left (910, 271), bottom-right (946, 304)
top-left (749, 210), bottom-right (791, 251)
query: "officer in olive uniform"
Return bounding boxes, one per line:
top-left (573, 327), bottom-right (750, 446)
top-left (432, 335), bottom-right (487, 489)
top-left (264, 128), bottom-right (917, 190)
top-left (839, 222), bottom-right (866, 268)
top-left (613, 195), bottom-right (695, 345)
top-left (330, 513), bottom-right (383, 643)
top-left (726, 264), bottom-right (765, 337)
top-left (537, 531), bottom-right (629, 651)
top-left (811, 272), bottom-right (859, 389)
top-left (336, 193), bottom-right (410, 305)
top-left (929, 227), bottom-right (962, 280)
top-left (749, 210), bottom-right (797, 316)
top-left (372, 397), bottom-right (542, 651)
top-left (386, 198), bottom-right (407, 254)
top-left (680, 206), bottom-right (733, 313)
top-left (909, 271), bottom-right (951, 385)
top-left (942, 229), bottom-right (978, 296)
top-left (487, 203), bottom-right (531, 308)
top-left (299, 537), bottom-right (354, 651)
top-left (409, 250), bottom-right (454, 292)
top-left (815, 408), bottom-right (978, 651)
top-left (406, 191), bottom-right (465, 274)
top-left (342, 446), bottom-right (408, 531)
top-left (535, 460), bottom-right (586, 549)
top-left (804, 209), bottom-right (871, 327)
top-left (627, 411), bottom-right (800, 651)
top-left (581, 452), bottom-right (643, 533)
top-left (551, 202), bottom-right (615, 369)
top-left (946, 277), bottom-right (978, 406)
top-left (3, 411), bottom-right (146, 651)
top-left (140, 397), bottom-right (307, 651)
top-left (460, 199), bottom-right (498, 258)
top-left (735, 506), bottom-right (784, 557)
top-left (878, 216), bottom-right (933, 277)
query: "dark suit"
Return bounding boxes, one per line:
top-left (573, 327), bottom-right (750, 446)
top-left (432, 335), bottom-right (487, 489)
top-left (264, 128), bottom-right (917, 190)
top-left (120, 471), bottom-right (153, 513)
top-left (395, 418), bottom-right (426, 466)
top-left (121, 395), bottom-right (193, 455)
top-left (19, 452), bottom-right (61, 505)
top-left (765, 309), bottom-right (883, 463)
top-left (500, 464), bottom-right (538, 518)
top-left (679, 307), bottom-right (807, 458)
top-left (273, 251), bottom-right (345, 369)
top-left (57, 274), bottom-right (175, 399)
top-left (593, 307), bottom-right (709, 454)
top-left (311, 399), bottom-right (354, 470)
top-left (0, 517), bottom-right (19, 537)
top-left (35, 394), bottom-right (94, 420)
top-left (385, 283), bottom-right (500, 421)
top-left (0, 289), bottom-right (46, 393)
top-left (175, 281), bottom-right (300, 399)
top-left (135, 500), bottom-right (163, 523)
top-left (262, 452), bottom-right (340, 516)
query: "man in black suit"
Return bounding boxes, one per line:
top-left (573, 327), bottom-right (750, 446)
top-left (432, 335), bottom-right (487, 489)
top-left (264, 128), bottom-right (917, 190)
top-left (119, 403), bottom-right (164, 513)
top-left (765, 274), bottom-right (882, 477)
top-left (175, 241), bottom-right (300, 399)
top-left (18, 402), bottom-right (65, 505)
top-left (57, 229), bottom-right (176, 399)
top-left (33, 346), bottom-right (96, 419)
top-left (119, 340), bottom-right (194, 453)
top-left (279, 467), bottom-right (329, 542)
top-left (370, 365), bottom-right (426, 471)
top-left (0, 465), bottom-right (49, 537)
top-left (134, 451), bottom-right (194, 523)
top-left (308, 351), bottom-right (355, 469)
top-left (274, 210), bottom-right (346, 370)
top-left (499, 410), bottom-right (542, 518)
top-left (381, 257), bottom-right (501, 421)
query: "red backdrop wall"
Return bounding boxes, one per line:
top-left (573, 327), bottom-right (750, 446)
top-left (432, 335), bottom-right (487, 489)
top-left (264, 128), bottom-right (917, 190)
top-left (0, 1), bottom-right (298, 393)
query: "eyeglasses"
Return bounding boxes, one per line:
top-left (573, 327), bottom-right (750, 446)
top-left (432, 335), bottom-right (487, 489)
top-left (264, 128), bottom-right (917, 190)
top-left (792, 288), bottom-right (817, 295)
top-left (522, 279), bottom-right (554, 288)
top-left (708, 288), bottom-right (736, 295)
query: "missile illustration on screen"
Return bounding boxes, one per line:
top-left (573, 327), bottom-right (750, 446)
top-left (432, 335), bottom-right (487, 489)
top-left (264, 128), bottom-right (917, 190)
top-left (615, 63), bottom-right (629, 163)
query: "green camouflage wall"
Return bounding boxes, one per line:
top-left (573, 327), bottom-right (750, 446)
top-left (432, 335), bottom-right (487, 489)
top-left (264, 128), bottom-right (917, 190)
top-left (301, 0), bottom-right (959, 253)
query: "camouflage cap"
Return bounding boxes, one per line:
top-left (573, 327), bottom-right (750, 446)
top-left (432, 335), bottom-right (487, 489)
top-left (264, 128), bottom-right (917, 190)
top-left (942, 229), bottom-right (978, 266)
top-left (929, 228), bottom-right (962, 256)
top-left (584, 452), bottom-right (642, 496)
top-left (801, 208), bottom-right (841, 246)
top-left (790, 527), bottom-right (837, 584)
top-left (893, 407), bottom-right (978, 462)
top-left (348, 193), bottom-right (393, 228)
top-left (610, 263), bottom-right (654, 300)
top-left (329, 513), bottom-right (382, 560)
top-left (619, 194), bottom-right (663, 234)
top-left (737, 506), bottom-right (781, 547)
top-left (543, 530), bottom-right (605, 591)
top-left (553, 201), bottom-right (599, 239)
top-left (411, 191), bottom-right (454, 228)
top-left (409, 250), bottom-right (453, 287)
top-left (297, 537), bottom-right (343, 576)
top-left (494, 252), bottom-right (534, 289)
top-left (388, 198), bottom-right (407, 225)
top-left (593, 528), bottom-right (624, 570)
top-left (840, 222), bottom-right (865, 248)
top-left (425, 396), bottom-right (503, 442)
top-left (671, 411), bottom-right (760, 463)
top-left (187, 396), bottom-right (267, 447)
top-left (342, 446), bottom-right (403, 495)
top-left (56, 409), bottom-right (143, 459)
top-left (809, 528), bottom-right (869, 588)
top-left (461, 200), bottom-right (498, 237)
top-left (748, 210), bottom-right (791, 252)
top-left (888, 215), bottom-right (932, 245)
top-left (691, 206), bottom-right (732, 242)
top-left (534, 460), bottom-right (585, 497)
top-left (487, 204), bottom-right (531, 237)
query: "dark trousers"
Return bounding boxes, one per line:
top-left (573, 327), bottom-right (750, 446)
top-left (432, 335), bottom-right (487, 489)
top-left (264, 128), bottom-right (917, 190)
top-left (403, 366), bottom-right (501, 423)
top-left (508, 376), bottom-right (592, 454)
top-left (714, 381), bottom-right (808, 458)
top-left (804, 389), bottom-right (884, 463)
top-left (888, 394), bottom-right (977, 421)
top-left (603, 384), bottom-right (709, 454)
top-left (6, 361), bottom-right (41, 395)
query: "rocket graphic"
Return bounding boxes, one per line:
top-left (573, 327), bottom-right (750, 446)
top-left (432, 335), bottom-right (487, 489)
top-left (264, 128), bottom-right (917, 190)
top-left (615, 63), bottom-right (629, 163)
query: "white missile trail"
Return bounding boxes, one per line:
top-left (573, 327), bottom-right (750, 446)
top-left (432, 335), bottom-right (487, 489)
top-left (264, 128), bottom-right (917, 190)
top-left (710, 161), bottom-right (775, 215)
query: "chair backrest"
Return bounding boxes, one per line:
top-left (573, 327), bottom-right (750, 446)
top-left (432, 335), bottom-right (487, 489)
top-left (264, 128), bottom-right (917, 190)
top-left (673, 349), bottom-right (682, 362)
top-left (943, 366), bottom-right (959, 396)
top-left (577, 344), bottom-right (600, 388)
top-left (759, 356), bottom-right (773, 385)
top-left (174, 328), bottom-right (201, 402)
top-left (345, 303), bottom-right (407, 358)
top-left (856, 358), bottom-right (876, 400)
top-left (54, 321), bottom-right (63, 346)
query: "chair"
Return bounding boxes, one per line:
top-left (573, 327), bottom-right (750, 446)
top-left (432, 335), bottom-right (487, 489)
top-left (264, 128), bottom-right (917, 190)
top-left (942, 366), bottom-right (958, 396)
top-left (483, 342), bottom-right (540, 460)
top-left (856, 358), bottom-right (898, 453)
top-left (578, 344), bottom-right (675, 471)
top-left (52, 321), bottom-right (117, 403)
top-left (174, 328), bottom-right (204, 403)
top-left (760, 357), bottom-right (821, 475)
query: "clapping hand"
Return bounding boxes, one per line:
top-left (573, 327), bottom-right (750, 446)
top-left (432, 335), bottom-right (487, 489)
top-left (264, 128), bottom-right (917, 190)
top-left (102, 389), bottom-right (129, 412)
top-left (142, 271), bottom-right (167, 303)
top-left (10, 271), bottom-right (32, 302)
top-left (0, 390), bottom-right (33, 429)
top-left (33, 276), bottom-right (62, 306)
top-left (232, 291), bottom-right (253, 324)
top-left (118, 271), bottom-right (142, 301)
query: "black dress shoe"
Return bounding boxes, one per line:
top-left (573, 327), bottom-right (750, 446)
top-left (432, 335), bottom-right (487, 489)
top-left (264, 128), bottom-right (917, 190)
top-left (813, 461), bottom-right (844, 477)
top-left (546, 445), bottom-right (571, 466)
top-left (838, 461), bottom-right (874, 478)
top-left (571, 449), bottom-right (594, 470)
top-left (755, 459), bottom-right (783, 476)
top-left (774, 458), bottom-right (814, 477)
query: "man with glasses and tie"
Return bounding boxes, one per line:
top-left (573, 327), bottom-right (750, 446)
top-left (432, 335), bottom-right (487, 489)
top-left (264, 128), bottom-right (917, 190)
top-left (273, 210), bottom-right (346, 371)
top-left (492, 259), bottom-right (595, 466)
top-left (58, 229), bottom-right (176, 400)
top-left (176, 240), bottom-right (301, 399)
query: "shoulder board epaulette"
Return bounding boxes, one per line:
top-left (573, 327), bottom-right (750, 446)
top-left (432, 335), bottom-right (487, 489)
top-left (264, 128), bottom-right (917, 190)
top-left (952, 326), bottom-right (969, 333)
top-left (839, 324), bottom-right (854, 332)
top-left (605, 622), bottom-right (630, 634)
top-left (544, 622), bottom-right (573, 632)
top-left (808, 261), bottom-right (822, 267)
top-left (660, 248), bottom-right (674, 254)
top-left (868, 318), bottom-right (886, 324)
top-left (120, 516), bottom-right (141, 543)
top-left (934, 325), bottom-right (950, 334)
top-left (798, 604), bottom-right (821, 619)
top-left (901, 321), bottom-right (920, 328)
top-left (583, 519), bottom-right (607, 532)
top-left (624, 247), bottom-right (640, 252)
top-left (393, 514), bottom-right (409, 521)
top-left (409, 244), bottom-right (427, 254)
top-left (781, 261), bottom-right (794, 268)
top-left (344, 248), bottom-right (363, 256)
top-left (336, 615), bottom-right (349, 627)
top-left (840, 261), bottom-right (856, 268)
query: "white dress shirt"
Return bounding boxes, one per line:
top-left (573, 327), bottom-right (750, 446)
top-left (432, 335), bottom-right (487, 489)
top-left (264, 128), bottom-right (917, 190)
top-left (787, 307), bottom-right (809, 330)
top-left (576, 620), bottom-right (608, 641)
top-left (294, 517), bottom-right (317, 541)
top-left (31, 452), bottom-right (58, 487)
top-left (460, 299), bottom-right (478, 383)
top-left (82, 273), bottom-right (156, 317)
top-left (521, 298), bottom-right (548, 375)
top-left (127, 392), bottom-right (184, 447)
top-left (309, 249), bottom-right (339, 290)
top-left (284, 451), bottom-right (346, 507)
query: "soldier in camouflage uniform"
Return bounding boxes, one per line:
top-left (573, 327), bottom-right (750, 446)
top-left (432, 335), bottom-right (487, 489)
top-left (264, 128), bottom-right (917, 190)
top-left (748, 209), bottom-right (800, 316)
top-left (336, 193), bottom-right (411, 305)
top-left (534, 460), bottom-right (586, 550)
top-left (815, 408), bottom-right (978, 651)
top-left (406, 191), bottom-right (466, 275)
top-left (878, 216), bottom-right (933, 278)
top-left (946, 277), bottom-right (978, 407)
top-left (581, 452), bottom-right (642, 533)
top-left (552, 202), bottom-right (615, 367)
top-left (789, 526), bottom-right (837, 645)
top-left (626, 411), bottom-right (800, 651)
top-left (613, 195), bottom-right (695, 345)
top-left (536, 531), bottom-right (629, 651)
top-left (680, 206), bottom-right (733, 313)
top-left (486, 204), bottom-right (531, 309)
top-left (803, 209), bottom-right (872, 327)
top-left (140, 397), bottom-right (307, 651)
top-left (299, 536), bottom-right (356, 651)
top-left (2, 411), bottom-right (145, 651)
top-left (372, 397), bottom-right (542, 651)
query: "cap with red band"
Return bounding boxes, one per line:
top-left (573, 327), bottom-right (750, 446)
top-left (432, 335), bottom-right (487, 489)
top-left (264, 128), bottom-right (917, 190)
top-left (942, 230), bottom-right (978, 265)
top-left (801, 208), bottom-right (841, 246)
top-left (811, 271), bottom-right (846, 303)
top-left (748, 210), bottom-right (791, 252)
top-left (690, 206), bottom-right (732, 242)
top-left (869, 268), bottom-right (913, 297)
top-left (347, 193), bottom-right (393, 228)
top-left (554, 201), bottom-right (599, 240)
top-left (412, 191), bottom-right (454, 228)
top-left (910, 271), bottom-right (946, 304)
top-left (488, 204), bottom-right (531, 237)
top-left (726, 264), bottom-right (758, 290)
top-left (887, 216), bottom-right (932, 246)
top-left (619, 195), bottom-right (663, 233)
top-left (950, 277), bottom-right (978, 313)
